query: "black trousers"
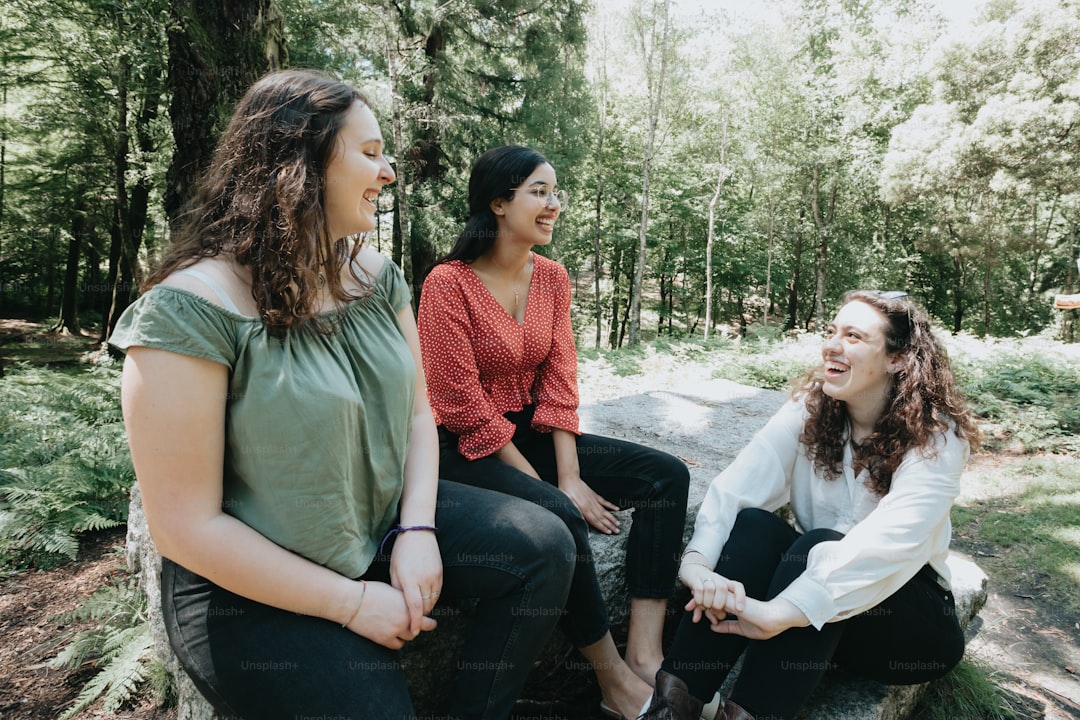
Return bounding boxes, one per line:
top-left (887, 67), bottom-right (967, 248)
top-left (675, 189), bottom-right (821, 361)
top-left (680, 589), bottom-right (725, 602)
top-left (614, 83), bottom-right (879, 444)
top-left (438, 405), bottom-right (691, 648)
top-left (663, 508), bottom-right (965, 720)
top-left (161, 479), bottom-right (576, 720)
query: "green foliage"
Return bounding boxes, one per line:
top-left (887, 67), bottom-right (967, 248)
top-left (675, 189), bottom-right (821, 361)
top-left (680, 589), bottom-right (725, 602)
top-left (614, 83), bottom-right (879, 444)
top-left (47, 570), bottom-right (169, 718)
top-left (607, 344), bottom-right (647, 377)
top-left (704, 332), bottom-right (821, 391)
top-left (914, 659), bottom-right (1034, 719)
top-left (955, 346), bottom-right (1080, 452)
top-left (0, 364), bottom-right (133, 569)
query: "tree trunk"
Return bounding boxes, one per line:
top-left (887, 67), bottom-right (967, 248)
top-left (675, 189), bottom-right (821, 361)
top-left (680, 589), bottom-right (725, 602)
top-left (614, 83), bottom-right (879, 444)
top-left (628, 0), bottom-right (672, 346)
top-left (952, 255), bottom-right (965, 334)
top-left (164, 0), bottom-right (286, 225)
top-left (785, 226), bottom-right (805, 331)
top-left (704, 156), bottom-right (728, 340)
top-left (46, 228), bottom-right (58, 314)
top-left (736, 292), bottom-right (746, 338)
top-left (385, 17), bottom-right (410, 277)
top-left (105, 54), bottom-right (133, 338)
top-left (608, 245), bottom-right (622, 348)
top-left (592, 78), bottom-right (607, 349)
top-left (620, 254), bottom-right (635, 347)
top-left (103, 59), bottom-right (162, 340)
top-left (57, 202), bottom-right (85, 335)
top-left (1063, 227), bottom-right (1077, 343)
top-left (810, 164), bottom-right (836, 328)
top-left (404, 22), bottom-right (446, 301)
top-left (0, 68), bottom-right (6, 316)
top-left (764, 193), bottom-right (775, 324)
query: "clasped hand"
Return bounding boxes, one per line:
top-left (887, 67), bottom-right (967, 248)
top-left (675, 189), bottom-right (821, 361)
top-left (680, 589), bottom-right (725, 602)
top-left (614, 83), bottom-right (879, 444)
top-left (680, 563), bottom-right (807, 640)
top-left (346, 530), bottom-right (442, 649)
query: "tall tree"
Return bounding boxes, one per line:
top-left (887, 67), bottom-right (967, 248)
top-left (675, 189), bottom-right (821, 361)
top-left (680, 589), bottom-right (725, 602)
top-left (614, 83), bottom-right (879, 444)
top-left (164, 0), bottom-right (287, 224)
top-left (881, 0), bottom-right (1080, 335)
top-left (627, 0), bottom-right (674, 345)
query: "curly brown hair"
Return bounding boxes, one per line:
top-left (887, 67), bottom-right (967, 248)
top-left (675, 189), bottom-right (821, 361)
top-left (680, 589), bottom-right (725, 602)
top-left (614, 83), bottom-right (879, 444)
top-left (794, 290), bottom-right (980, 496)
top-left (148, 69), bottom-right (374, 334)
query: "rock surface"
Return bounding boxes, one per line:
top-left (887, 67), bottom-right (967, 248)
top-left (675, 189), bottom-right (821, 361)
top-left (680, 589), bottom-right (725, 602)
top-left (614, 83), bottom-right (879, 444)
top-left (126, 377), bottom-right (987, 718)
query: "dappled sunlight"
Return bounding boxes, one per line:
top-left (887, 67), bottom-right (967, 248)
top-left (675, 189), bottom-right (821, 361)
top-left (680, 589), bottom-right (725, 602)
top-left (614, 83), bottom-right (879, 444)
top-left (1036, 492), bottom-right (1080, 507)
top-left (652, 390), bottom-right (712, 432)
top-left (1063, 563), bottom-right (1080, 586)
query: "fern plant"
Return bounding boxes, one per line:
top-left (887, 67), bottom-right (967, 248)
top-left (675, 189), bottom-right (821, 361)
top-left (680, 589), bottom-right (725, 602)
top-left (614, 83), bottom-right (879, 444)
top-left (0, 363), bottom-right (134, 569)
top-left (47, 572), bottom-right (170, 718)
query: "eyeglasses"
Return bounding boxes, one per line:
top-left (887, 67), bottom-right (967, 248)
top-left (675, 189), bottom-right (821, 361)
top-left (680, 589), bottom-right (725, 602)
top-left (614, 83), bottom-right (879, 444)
top-left (874, 290), bottom-right (908, 300)
top-left (523, 186), bottom-right (569, 209)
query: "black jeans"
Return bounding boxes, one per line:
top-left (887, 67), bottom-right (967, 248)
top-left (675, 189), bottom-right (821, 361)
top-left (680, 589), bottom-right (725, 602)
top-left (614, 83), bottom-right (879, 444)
top-left (438, 406), bottom-right (691, 648)
top-left (662, 508), bottom-right (966, 720)
top-left (161, 479), bottom-right (575, 720)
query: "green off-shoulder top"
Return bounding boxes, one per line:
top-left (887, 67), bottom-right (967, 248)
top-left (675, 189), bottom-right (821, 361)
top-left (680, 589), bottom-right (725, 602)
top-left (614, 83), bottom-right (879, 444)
top-left (109, 260), bottom-right (415, 579)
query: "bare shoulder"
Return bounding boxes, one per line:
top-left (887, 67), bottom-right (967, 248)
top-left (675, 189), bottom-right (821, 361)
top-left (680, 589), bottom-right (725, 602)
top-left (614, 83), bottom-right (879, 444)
top-left (158, 257), bottom-right (257, 316)
top-left (350, 245), bottom-right (388, 281)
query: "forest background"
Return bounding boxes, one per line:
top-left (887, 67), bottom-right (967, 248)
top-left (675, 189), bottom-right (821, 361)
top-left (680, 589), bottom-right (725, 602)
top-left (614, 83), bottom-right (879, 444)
top-left (2, 0), bottom-right (1080, 717)
top-left (2, 0), bottom-right (1079, 346)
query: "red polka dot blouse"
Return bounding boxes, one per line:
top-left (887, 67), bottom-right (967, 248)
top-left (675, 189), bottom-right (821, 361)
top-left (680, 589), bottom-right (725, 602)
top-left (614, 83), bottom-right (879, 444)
top-left (418, 253), bottom-right (580, 460)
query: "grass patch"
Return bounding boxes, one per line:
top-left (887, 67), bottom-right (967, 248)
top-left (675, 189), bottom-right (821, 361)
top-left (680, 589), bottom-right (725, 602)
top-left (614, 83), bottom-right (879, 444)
top-left (952, 456), bottom-right (1080, 618)
top-left (913, 658), bottom-right (1042, 719)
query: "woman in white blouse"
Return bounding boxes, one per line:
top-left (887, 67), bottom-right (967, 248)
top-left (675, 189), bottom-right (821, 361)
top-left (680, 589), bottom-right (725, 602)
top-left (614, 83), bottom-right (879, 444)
top-left (641, 290), bottom-right (979, 720)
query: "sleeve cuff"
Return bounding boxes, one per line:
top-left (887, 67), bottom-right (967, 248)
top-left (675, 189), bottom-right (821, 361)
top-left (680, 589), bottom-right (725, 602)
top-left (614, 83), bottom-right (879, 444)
top-left (531, 406), bottom-right (580, 435)
top-left (458, 415), bottom-right (517, 460)
top-left (777, 574), bottom-right (837, 630)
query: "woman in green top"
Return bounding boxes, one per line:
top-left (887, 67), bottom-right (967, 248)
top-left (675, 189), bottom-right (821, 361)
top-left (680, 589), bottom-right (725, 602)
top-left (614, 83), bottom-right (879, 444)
top-left (110, 69), bottom-right (575, 719)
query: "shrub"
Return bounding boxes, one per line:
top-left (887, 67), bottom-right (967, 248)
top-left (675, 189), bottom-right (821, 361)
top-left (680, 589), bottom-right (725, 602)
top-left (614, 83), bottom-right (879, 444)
top-left (0, 364), bottom-right (133, 569)
top-left (47, 569), bottom-right (173, 718)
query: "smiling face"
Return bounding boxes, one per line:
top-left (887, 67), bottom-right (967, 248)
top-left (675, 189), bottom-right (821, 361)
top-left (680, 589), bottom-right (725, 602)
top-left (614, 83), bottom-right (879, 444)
top-left (821, 300), bottom-right (902, 421)
top-left (322, 100), bottom-right (395, 241)
top-left (490, 162), bottom-right (562, 248)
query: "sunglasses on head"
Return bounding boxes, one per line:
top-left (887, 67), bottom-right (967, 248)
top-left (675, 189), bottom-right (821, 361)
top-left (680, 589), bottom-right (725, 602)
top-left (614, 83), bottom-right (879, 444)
top-left (874, 290), bottom-right (909, 300)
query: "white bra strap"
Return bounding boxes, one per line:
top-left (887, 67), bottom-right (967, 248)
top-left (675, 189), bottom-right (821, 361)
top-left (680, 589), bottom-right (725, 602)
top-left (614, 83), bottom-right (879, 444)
top-left (174, 268), bottom-right (242, 314)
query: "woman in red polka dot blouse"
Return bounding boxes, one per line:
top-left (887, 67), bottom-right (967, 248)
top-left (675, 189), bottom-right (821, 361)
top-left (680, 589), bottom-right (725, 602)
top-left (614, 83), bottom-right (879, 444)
top-left (418, 145), bottom-right (691, 719)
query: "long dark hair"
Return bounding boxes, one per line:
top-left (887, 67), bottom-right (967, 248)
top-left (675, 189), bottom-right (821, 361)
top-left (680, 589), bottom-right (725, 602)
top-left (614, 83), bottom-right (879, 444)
top-left (437, 145), bottom-right (549, 264)
top-left (795, 290), bottom-right (980, 495)
top-left (148, 69), bottom-right (373, 335)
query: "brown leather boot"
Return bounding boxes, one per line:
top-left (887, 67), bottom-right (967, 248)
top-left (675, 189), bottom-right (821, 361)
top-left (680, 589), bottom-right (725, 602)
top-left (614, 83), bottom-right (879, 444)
top-left (715, 698), bottom-right (754, 720)
top-left (638, 670), bottom-right (705, 720)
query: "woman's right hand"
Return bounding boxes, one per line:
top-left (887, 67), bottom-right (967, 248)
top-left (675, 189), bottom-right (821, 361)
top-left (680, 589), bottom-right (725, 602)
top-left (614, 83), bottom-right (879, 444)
top-left (344, 581), bottom-right (437, 649)
top-left (679, 563), bottom-right (745, 623)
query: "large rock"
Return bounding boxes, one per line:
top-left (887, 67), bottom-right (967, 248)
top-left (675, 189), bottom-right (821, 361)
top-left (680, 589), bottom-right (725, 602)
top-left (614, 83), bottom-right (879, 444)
top-left (126, 378), bottom-right (987, 719)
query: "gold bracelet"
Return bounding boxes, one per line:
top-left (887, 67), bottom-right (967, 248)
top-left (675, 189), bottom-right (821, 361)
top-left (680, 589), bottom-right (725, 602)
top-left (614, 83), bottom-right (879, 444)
top-left (341, 580), bottom-right (366, 628)
top-left (682, 561), bottom-right (715, 571)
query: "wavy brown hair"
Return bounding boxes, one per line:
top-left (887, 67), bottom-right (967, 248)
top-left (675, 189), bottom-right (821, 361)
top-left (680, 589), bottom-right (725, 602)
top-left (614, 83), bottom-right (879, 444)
top-left (148, 69), bottom-right (374, 335)
top-left (794, 290), bottom-right (980, 496)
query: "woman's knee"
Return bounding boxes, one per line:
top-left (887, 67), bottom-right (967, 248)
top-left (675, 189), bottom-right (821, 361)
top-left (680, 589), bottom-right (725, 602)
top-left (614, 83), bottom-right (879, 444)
top-left (494, 497), bottom-right (576, 585)
top-left (652, 450), bottom-right (691, 491)
top-left (732, 507), bottom-right (788, 536)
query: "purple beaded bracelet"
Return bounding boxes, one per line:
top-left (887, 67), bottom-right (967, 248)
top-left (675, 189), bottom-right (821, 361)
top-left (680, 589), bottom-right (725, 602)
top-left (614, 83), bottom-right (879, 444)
top-left (379, 524), bottom-right (438, 555)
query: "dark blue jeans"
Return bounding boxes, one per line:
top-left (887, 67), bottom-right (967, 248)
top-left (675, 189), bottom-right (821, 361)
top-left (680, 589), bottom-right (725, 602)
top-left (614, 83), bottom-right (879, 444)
top-left (662, 508), bottom-right (965, 720)
top-left (438, 406), bottom-right (691, 648)
top-left (161, 479), bottom-right (575, 720)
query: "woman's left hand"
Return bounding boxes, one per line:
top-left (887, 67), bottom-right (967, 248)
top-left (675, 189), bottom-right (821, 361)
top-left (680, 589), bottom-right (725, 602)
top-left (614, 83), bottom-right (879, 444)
top-left (705, 597), bottom-right (809, 640)
top-left (559, 476), bottom-right (621, 534)
top-left (389, 529), bottom-right (443, 635)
